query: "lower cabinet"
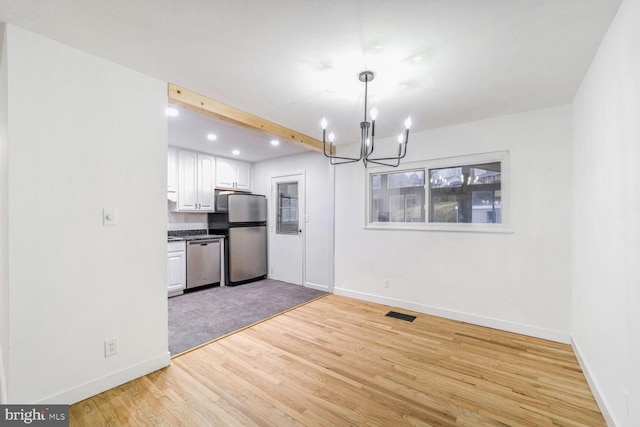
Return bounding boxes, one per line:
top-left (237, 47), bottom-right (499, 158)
top-left (167, 241), bottom-right (186, 297)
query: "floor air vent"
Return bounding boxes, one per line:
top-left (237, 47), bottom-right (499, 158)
top-left (386, 311), bottom-right (416, 322)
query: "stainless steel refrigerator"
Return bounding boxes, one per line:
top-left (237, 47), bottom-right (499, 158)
top-left (209, 193), bottom-right (267, 286)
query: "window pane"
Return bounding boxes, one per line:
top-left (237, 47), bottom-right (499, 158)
top-left (277, 182), bottom-right (299, 233)
top-left (405, 194), bottom-right (422, 222)
top-left (432, 195), bottom-right (459, 223)
top-left (429, 162), bottom-right (501, 224)
top-left (371, 175), bottom-right (381, 190)
top-left (387, 170), bottom-right (425, 188)
top-left (370, 169), bottom-right (425, 223)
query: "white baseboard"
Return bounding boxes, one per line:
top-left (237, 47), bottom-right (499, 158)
top-left (36, 352), bottom-right (171, 405)
top-left (305, 281), bottom-right (330, 292)
top-left (572, 338), bottom-right (616, 427)
top-left (333, 287), bottom-right (571, 344)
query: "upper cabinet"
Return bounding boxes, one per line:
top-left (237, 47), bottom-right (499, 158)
top-left (216, 157), bottom-right (251, 191)
top-left (168, 148), bottom-right (253, 212)
top-left (177, 150), bottom-right (216, 211)
top-left (167, 146), bottom-right (178, 199)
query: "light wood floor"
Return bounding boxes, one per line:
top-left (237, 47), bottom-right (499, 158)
top-left (70, 295), bottom-right (605, 426)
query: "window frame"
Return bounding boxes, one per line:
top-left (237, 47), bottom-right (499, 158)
top-left (365, 151), bottom-right (511, 233)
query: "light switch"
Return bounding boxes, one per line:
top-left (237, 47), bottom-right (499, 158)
top-left (103, 208), bottom-right (118, 226)
top-left (305, 215), bottom-right (310, 223)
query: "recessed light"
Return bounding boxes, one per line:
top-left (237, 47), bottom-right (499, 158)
top-left (232, 149), bottom-right (240, 156)
top-left (270, 140), bottom-right (280, 146)
top-left (207, 133), bottom-right (217, 141)
top-left (165, 107), bottom-right (179, 117)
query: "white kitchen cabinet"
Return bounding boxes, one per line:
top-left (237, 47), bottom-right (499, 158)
top-left (167, 146), bottom-right (178, 199)
top-left (167, 240), bottom-right (186, 297)
top-left (234, 161), bottom-right (251, 191)
top-left (177, 150), bottom-right (216, 211)
top-left (216, 157), bottom-right (251, 191)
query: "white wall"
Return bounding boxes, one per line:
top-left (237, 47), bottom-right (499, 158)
top-left (572, 0), bottom-right (640, 425)
top-left (0, 23), bottom-right (9, 404)
top-left (252, 151), bottom-right (334, 291)
top-left (4, 25), bottom-right (169, 404)
top-left (334, 105), bottom-right (573, 342)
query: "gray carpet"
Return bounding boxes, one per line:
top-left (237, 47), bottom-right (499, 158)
top-left (168, 279), bottom-right (328, 355)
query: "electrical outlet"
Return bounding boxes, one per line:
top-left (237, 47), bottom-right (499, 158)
top-left (104, 338), bottom-right (118, 358)
top-left (384, 280), bottom-right (391, 288)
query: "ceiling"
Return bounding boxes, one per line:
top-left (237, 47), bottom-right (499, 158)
top-left (0, 0), bottom-right (622, 161)
top-left (166, 104), bottom-right (310, 162)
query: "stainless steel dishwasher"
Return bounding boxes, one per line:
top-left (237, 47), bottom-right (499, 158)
top-left (186, 237), bottom-right (221, 290)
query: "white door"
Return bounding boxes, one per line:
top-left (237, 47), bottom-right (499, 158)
top-left (270, 174), bottom-right (305, 286)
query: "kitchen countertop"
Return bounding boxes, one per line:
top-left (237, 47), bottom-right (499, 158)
top-left (168, 235), bottom-right (225, 242)
top-left (167, 230), bottom-right (225, 242)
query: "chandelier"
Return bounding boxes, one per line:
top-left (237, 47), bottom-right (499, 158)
top-left (321, 70), bottom-right (412, 167)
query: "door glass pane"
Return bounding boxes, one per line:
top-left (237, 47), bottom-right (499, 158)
top-left (277, 182), bottom-right (299, 234)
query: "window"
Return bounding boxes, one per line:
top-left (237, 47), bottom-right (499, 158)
top-left (369, 169), bottom-right (425, 223)
top-left (429, 162), bottom-right (501, 224)
top-left (366, 151), bottom-right (509, 232)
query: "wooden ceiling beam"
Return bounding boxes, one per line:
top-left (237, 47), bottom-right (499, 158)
top-left (168, 83), bottom-right (328, 154)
